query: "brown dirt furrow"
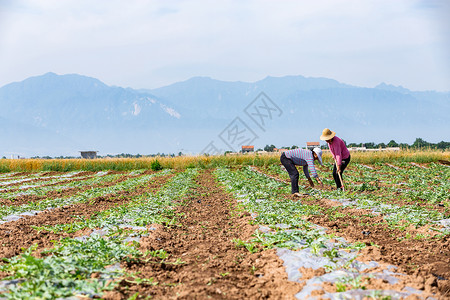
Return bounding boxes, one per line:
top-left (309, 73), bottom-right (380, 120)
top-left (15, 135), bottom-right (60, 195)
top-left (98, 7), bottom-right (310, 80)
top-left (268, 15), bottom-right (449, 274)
top-left (106, 169), bottom-right (301, 300)
top-left (0, 172), bottom-right (175, 260)
top-left (0, 172), bottom-right (146, 206)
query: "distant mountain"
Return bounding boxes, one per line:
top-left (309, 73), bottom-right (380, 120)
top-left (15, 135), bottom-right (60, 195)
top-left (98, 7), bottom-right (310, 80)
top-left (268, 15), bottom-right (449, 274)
top-left (0, 72), bottom-right (448, 156)
top-left (148, 75), bottom-right (449, 152)
top-left (374, 82), bottom-right (411, 94)
top-left (0, 72), bottom-right (186, 156)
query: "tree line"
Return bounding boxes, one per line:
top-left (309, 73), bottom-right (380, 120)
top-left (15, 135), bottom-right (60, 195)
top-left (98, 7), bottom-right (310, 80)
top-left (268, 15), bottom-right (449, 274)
top-left (261, 138), bottom-right (450, 152)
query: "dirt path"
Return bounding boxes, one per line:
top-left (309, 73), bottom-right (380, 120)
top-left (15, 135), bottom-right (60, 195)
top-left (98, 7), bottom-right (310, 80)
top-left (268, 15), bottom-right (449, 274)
top-left (107, 169), bottom-right (301, 299)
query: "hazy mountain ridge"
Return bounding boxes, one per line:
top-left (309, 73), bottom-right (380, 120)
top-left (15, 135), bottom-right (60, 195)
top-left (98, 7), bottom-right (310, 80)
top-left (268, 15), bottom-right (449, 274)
top-left (0, 72), bottom-right (448, 156)
top-left (0, 72), bottom-right (187, 156)
top-left (148, 75), bottom-right (449, 149)
top-left (0, 72), bottom-right (182, 129)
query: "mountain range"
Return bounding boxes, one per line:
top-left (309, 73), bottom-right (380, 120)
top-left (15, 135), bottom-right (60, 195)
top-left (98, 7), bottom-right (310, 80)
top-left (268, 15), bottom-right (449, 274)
top-left (0, 72), bottom-right (448, 157)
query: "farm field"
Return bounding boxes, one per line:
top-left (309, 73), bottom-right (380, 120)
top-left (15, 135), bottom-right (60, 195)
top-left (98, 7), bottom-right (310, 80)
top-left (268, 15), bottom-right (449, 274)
top-left (0, 157), bottom-right (449, 299)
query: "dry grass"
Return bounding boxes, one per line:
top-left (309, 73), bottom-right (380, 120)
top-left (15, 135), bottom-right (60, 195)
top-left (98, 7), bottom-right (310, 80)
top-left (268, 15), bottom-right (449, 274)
top-left (0, 149), bottom-right (448, 173)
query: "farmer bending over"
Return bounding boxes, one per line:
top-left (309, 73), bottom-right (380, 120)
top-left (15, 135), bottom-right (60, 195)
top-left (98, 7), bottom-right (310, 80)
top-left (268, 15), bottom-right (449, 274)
top-left (320, 128), bottom-right (350, 190)
top-left (280, 148), bottom-right (323, 197)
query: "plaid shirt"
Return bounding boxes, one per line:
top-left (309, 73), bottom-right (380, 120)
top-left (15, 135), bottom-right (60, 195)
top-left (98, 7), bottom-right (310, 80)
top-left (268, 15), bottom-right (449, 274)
top-left (284, 149), bottom-right (318, 178)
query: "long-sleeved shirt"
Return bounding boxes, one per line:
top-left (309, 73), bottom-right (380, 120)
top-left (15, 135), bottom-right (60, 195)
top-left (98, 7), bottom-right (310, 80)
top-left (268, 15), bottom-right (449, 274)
top-left (327, 136), bottom-right (350, 166)
top-left (284, 149), bottom-right (318, 178)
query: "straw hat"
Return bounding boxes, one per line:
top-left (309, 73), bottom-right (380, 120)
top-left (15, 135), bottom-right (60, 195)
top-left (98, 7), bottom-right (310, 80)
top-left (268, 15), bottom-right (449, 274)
top-left (320, 128), bottom-right (336, 141)
top-left (312, 147), bottom-right (323, 166)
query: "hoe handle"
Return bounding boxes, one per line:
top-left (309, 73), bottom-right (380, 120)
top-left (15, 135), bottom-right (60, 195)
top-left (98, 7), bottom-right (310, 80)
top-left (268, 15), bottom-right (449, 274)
top-left (338, 171), bottom-right (345, 191)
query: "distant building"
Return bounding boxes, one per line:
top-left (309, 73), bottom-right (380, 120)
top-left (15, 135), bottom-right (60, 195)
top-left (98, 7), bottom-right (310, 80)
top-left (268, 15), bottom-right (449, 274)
top-left (274, 148), bottom-right (289, 153)
top-left (347, 147), bottom-right (400, 152)
top-left (80, 151), bottom-right (98, 159)
top-left (241, 145), bottom-right (254, 153)
top-left (348, 147), bottom-right (367, 151)
top-left (306, 142), bottom-right (320, 149)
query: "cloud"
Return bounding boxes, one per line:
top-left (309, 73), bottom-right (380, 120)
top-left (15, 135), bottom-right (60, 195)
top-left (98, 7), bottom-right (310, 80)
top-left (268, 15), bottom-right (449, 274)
top-left (0, 0), bottom-right (448, 91)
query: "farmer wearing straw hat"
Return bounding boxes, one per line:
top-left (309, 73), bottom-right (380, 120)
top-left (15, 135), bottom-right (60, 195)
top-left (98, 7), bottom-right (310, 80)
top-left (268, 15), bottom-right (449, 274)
top-left (280, 147), bottom-right (323, 197)
top-left (320, 128), bottom-right (351, 190)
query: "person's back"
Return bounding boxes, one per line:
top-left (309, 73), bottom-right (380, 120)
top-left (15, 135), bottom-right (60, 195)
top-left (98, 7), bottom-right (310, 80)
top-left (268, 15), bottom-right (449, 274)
top-left (320, 128), bottom-right (351, 190)
top-left (327, 136), bottom-right (350, 166)
top-left (280, 148), bottom-right (323, 196)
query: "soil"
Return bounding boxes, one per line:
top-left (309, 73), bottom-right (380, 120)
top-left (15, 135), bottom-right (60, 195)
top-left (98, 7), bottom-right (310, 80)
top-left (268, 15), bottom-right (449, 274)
top-left (105, 170), bottom-right (302, 299)
top-left (253, 166), bottom-right (450, 297)
top-left (0, 172), bottom-right (174, 259)
top-left (305, 197), bottom-right (450, 295)
top-left (0, 167), bottom-right (449, 299)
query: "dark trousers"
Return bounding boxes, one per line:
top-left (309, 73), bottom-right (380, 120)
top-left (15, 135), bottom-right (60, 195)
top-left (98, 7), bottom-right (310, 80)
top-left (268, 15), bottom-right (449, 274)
top-left (333, 155), bottom-right (351, 189)
top-left (280, 153), bottom-right (299, 194)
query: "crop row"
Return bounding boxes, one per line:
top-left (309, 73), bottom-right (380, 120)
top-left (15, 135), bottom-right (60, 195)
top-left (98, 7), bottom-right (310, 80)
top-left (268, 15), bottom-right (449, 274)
top-left (213, 167), bottom-right (436, 298)
top-left (261, 162), bottom-right (450, 232)
top-left (0, 171), bottom-right (83, 187)
top-left (0, 170), bottom-right (170, 223)
top-left (343, 163), bottom-right (449, 206)
top-left (214, 167), bottom-right (362, 252)
top-left (0, 172), bottom-right (122, 200)
top-left (0, 169), bottom-right (199, 299)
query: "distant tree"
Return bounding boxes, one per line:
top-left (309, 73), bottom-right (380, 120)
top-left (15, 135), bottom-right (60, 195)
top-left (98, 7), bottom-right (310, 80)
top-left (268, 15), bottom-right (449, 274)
top-left (264, 144), bottom-right (276, 152)
top-left (347, 143), bottom-right (360, 148)
top-left (256, 148), bottom-right (263, 152)
top-left (399, 143), bottom-right (409, 149)
top-left (377, 143), bottom-right (386, 148)
top-left (291, 145), bottom-right (298, 149)
top-left (437, 141), bottom-right (450, 150)
top-left (364, 142), bottom-right (375, 149)
top-left (387, 140), bottom-right (398, 147)
top-left (412, 138), bottom-right (428, 148)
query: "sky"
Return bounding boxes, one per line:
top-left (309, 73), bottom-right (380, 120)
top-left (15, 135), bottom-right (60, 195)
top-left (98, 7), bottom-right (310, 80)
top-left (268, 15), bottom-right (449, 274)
top-left (0, 0), bottom-right (449, 92)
